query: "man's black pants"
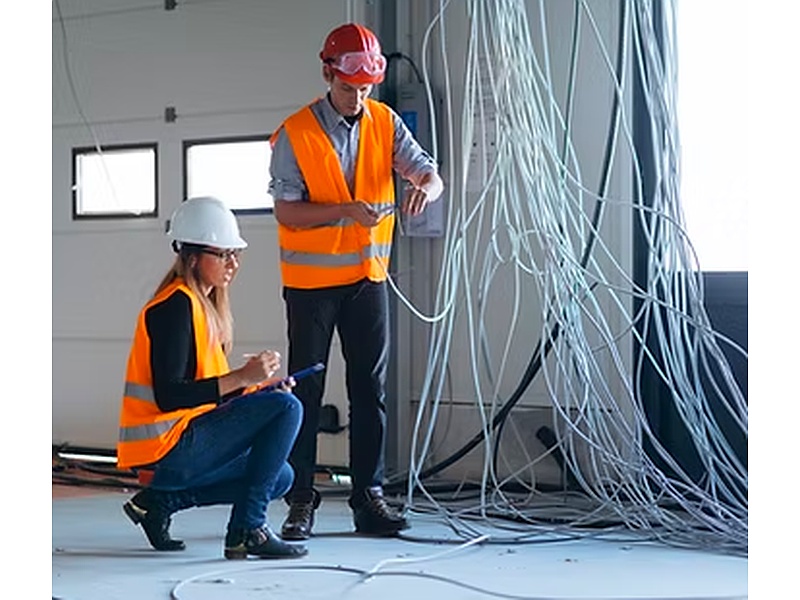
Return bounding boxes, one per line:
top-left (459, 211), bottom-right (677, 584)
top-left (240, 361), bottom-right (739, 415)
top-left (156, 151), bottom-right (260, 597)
top-left (282, 278), bottom-right (389, 503)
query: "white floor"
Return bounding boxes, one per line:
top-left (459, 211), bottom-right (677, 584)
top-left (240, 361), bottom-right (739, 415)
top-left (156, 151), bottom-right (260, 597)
top-left (52, 487), bottom-right (748, 600)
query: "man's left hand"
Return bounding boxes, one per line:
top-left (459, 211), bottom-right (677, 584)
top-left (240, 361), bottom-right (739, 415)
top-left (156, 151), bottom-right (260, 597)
top-left (401, 185), bottom-right (430, 217)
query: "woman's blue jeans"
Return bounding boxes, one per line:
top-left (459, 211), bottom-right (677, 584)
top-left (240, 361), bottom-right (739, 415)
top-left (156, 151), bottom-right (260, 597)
top-left (148, 389), bottom-right (303, 531)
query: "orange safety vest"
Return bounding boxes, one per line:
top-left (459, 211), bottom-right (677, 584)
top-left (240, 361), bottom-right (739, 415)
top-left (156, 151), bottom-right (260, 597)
top-left (116, 280), bottom-right (228, 469)
top-left (276, 98), bottom-right (396, 289)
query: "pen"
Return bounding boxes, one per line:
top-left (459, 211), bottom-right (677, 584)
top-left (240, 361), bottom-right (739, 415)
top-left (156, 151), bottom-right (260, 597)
top-left (243, 352), bottom-right (281, 359)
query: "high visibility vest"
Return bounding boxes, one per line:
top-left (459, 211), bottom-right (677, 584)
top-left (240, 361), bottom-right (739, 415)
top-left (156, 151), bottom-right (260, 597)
top-left (116, 280), bottom-right (228, 469)
top-left (276, 98), bottom-right (396, 289)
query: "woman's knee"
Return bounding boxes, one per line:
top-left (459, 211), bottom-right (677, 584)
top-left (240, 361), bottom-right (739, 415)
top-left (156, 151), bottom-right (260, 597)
top-left (285, 394), bottom-right (305, 437)
top-left (248, 390), bottom-right (303, 432)
top-left (284, 392), bottom-right (303, 416)
top-left (230, 389), bottom-right (301, 416)
top-left (271, 462), bottom-right (295, 499)
top-left (273, 391), bottom-right (304, 424)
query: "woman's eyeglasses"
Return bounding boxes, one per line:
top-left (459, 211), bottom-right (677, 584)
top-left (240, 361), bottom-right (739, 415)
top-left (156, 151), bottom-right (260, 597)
top-left (199, 248), bottom-right (242, 262)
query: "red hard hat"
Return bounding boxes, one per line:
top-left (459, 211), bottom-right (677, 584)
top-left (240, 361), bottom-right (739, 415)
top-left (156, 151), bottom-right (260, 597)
top-left (320, 23), bottom-right (386, 85)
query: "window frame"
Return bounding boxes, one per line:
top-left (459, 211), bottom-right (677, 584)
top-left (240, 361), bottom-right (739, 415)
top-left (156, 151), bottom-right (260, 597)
top-left (71, 142), bottom-right (159, 221)
top-left (182, 133), bottom-right (275, 215)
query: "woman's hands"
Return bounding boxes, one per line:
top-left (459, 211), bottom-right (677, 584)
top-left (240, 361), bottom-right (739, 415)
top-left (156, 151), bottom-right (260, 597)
top-left (218, 350), bottom-right (291, 397)
top-left (256, 374), bottom-right (297, 393)
top-left (240, 350), bottom-right (281, 384)
top-left (239, 351), bottom-right (299, 394)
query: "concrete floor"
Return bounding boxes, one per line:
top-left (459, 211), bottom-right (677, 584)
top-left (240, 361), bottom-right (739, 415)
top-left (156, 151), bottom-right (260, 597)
top-left (52, 483), bottom-right (748, 600)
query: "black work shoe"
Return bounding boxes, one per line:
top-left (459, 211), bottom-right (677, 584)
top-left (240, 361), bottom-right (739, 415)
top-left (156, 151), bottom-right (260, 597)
top-left (281, 489), bottom-right (321, 541)
top-left (224, 525), bottom-right (308, 560)
top-left (349, 486), bottom-right (409, 536)
top-left (123, 493), bottom-right (185, 552)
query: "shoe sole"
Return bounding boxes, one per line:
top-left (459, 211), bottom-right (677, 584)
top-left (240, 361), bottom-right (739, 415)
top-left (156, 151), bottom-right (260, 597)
top-left (225, 547), bottom-right (309, 560)
top-left (224, 546), bottom-right (248, 560)
top-left (354, 522), bottom-right (410, 536)
top-left (280, 530), bottom-right (311, 541)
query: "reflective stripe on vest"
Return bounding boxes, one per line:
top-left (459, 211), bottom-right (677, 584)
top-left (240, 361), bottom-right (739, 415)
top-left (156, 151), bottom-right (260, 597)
top-left (277, 98), bottom-right (396, 289)
top-left (280, 241), bottom-right (392, 267)
top-left (119, 418), bottom-right (178, 442)
top-left (123, 381), bottom-right (156, 404)
top-left (116, 280), bottom-right (227, 469)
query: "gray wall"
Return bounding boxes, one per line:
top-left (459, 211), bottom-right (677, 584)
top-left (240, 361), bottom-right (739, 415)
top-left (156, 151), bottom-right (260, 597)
top-left (52, 0), bottom-right (630, 481)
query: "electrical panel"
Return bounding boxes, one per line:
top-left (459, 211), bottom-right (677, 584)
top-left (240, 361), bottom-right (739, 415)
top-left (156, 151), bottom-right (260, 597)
top-left (394, 83), bottom-right (445, 237)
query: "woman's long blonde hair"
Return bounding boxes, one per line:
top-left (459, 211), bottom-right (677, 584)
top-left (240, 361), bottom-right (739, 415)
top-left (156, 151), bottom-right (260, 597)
top-left (153, 247), bottom-right (234, 354)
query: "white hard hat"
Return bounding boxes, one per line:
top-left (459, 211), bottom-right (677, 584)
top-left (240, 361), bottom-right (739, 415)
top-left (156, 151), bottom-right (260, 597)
top-left (167, 196), bottom-right (247, 249)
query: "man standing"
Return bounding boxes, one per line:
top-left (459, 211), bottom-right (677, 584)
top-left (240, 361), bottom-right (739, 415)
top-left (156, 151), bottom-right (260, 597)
top-left (269, 22), bottom-right (444, 540)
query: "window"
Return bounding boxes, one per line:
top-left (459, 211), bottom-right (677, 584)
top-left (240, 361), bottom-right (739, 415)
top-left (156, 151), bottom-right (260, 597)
top-left (72, 144), bottom-right (158, 219)
top-left (184, 136), bottom-right (274, 213)
top-left (677, 3), bottom-right (748, 271)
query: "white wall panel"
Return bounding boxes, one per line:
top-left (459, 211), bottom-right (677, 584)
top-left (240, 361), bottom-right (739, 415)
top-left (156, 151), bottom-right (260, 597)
top-left (53, 339), bottom-right (131, 449)
top-left (52, 0), bottom-right (367, 462)
top-left (53, 0), bottom-right (355, 126)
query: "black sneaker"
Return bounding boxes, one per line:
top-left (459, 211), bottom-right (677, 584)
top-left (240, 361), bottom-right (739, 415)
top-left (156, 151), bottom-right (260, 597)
top-left (224, 525), bottom-right (308, 560)
top-left (281, 489), bottom-right (321, 541)
top-left (123, 491), bottom-right (185, 552)
top-left (349, 487), bottom-right (409, 536)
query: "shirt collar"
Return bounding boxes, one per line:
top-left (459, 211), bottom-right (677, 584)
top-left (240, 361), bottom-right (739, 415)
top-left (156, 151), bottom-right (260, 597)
top-left (316, 94), bottom-right (372, 132)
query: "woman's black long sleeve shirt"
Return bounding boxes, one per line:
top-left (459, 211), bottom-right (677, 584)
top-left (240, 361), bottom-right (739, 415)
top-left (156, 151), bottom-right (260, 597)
top-left (144, 290), bottom-right (223, 412)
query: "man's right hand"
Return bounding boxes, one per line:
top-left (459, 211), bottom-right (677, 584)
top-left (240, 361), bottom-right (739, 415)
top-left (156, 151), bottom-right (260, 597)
top-left (346, 200), bottom-right (381, 227)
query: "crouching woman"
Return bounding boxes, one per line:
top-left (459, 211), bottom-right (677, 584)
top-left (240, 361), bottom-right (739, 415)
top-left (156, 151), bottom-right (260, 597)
top-left (116, 196), bottom-right (306, 560)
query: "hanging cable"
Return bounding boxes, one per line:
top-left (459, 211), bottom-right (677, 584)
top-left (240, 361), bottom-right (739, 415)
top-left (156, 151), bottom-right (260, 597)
top-left (386, 0), bottom-right (746, 557)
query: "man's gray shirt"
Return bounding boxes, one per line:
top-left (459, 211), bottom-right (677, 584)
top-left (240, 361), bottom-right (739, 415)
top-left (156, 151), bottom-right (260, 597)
top-left (269, 95), bottom-right (438, 202)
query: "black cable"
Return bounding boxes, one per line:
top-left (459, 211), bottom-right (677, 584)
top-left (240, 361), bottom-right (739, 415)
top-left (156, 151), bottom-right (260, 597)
top-left (53, 472), bottom-right (141, 490)
top-left (386, 326), bottom-right (561, 491)
top-left (384, 51), bottom-right (424, 83)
